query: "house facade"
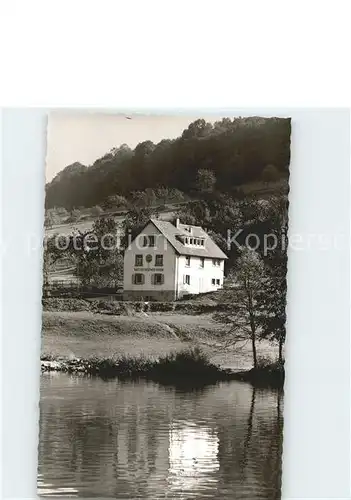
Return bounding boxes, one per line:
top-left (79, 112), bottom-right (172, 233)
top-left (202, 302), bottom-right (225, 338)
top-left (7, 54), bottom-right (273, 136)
top-left (123, 218), bottom-right (227, 301)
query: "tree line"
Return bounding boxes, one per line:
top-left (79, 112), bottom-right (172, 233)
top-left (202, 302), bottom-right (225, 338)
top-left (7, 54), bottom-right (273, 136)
top-left (45, 117), bottom-right (291, 210)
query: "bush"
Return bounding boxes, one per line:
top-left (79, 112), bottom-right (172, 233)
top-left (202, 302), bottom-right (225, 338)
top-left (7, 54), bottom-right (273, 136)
top-left (153, 347), bottom-right (221, 381)
top-left (66, 209), bottom-right (81, 223)
top-left (149, 302), bottom-right (174, 312)
top-left (91, 205), bottom-right (104, 217)
top-left (42, 297), bottom-right (91, 312)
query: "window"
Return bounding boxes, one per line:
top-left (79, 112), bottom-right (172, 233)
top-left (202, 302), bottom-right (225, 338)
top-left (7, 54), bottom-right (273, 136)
top-left (200, 257), bottom-right (205, 268)
top-left (184, 275), bottom-right (191, 285)
top-left (211, 278), bottom-right (216, 285)
top-left (133, 273), bottom-right (145, 285)
top-left (185, 256), bottom-right (191, 267)
top-left (190, 238), bottom-right (194, 244)
top-left (185, 237), bottom-right (189, 244)
top-left (216, 279), bottom-right (220, 286)
top-left (152, 273), bottom-right (164, 285)
top-left (212, 259), bottom-right (221, 267)
top-left (135, 254), bottom-right (143, 266)
top-left (155, 255), bottom-right (163, 267)
top-left (142, 235), bottom-right (156, 247)
top-left (200, 239), bottom-right (205, 246)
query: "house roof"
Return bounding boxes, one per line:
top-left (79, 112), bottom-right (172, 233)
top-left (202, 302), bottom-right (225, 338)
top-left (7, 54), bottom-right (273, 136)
top-left (149, 218), bottom-right (228, 259)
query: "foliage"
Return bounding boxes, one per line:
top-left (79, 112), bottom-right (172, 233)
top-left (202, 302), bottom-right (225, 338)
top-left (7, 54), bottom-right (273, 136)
top-left (45, 117), bottom-right (291, 210)
top-left (45, 347), bottom-right (229, 385)
top-left (215, 249), bottom-right (266, 369)
top-left (196, 168), bottom-right (216, 193)
top-left (50, 217), bottom-right (124, 287)
top-left (90, 205), bottom-right (104, 217)
top-left (44, 207), bottom-right (68, 227)
top-left (43, 235), bottom-right (63, 284)
top-left (102, 194), bottom-right (129, 210)
top-left (122, 206), bottom-right (155, 245)
top-left (66, 209), bottom-right (81, 223)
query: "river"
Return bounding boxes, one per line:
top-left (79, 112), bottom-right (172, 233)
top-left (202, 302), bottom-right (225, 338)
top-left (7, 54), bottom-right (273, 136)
top-left (38, 373), bottom-right (283, 499)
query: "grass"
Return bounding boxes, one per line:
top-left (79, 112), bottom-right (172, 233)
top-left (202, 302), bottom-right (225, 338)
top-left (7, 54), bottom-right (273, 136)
top-left (42, 310), bottom-right (186, 359)
top-left (232, 356), bottom-right (285, 389)
top-left (42, 346), bottom-right (284, 388)
top-left (41, 347), bottom-right (233, 387)
top-left (42, 309), bottom-right (279, 372)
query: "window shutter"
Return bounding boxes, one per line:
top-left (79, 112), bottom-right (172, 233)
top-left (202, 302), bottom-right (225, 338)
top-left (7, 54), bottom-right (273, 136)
top-left (141, 274), bottom-right (145, 285)
top-left (151, 274), bottom-right (155, 285)
top-left (183, 275), bottom-right (186, 284)
top-left (161, 274), bottom-right (164, 284)
top-left (132, 274), bottom-right (135, 284)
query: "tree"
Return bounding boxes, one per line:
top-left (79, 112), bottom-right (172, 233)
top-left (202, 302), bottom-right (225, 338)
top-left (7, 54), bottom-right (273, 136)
top-left (91, 205), bottom-right (104, 217)
top-left (67, 217), bottom-right (123, 287)
top-left (258, 267), bottom-right (286, 364)
top-left (256, 195), bottom-right (288, 363)
top-left (103, 195), bottom-right (128, 210)
top-left (216, 249), bottom-right (266, 369)
top-left (45, 118), bottom-right (291, 210)
top-left (262, 164), bottom-right (279, 184)
top-left (67, 209), bottom-right (81, 223)
top-left (182, 119), bottom-right (213, 139)
top-left (122, 207), bottom-right (154, 246)
top-left (44, 208), bottom-right (61, 228)
top-left (42, 235), bottom-right (64, 285)
top-left (196, 169), bottom-right (216, 193)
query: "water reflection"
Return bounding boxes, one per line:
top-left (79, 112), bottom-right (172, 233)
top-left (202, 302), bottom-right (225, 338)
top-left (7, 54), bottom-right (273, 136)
top-left (168, 422), bottom-right (219, 492)
top-left (38, 374), bottom-right (283, 499)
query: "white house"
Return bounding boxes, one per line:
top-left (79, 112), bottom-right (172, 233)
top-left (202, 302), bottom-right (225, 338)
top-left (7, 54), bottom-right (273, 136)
top-left (123, 218), bottom-right (228, 301)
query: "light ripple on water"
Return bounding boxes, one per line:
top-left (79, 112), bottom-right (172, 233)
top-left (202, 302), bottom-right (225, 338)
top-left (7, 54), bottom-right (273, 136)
top-left (38, 374), bottom-right (283, 499)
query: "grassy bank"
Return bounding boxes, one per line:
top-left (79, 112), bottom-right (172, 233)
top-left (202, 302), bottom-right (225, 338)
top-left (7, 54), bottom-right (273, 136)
top-left (42, 309), bottom-right (278, 372)
top-left (41, 347), bottom-right (284, 389)
top-left (41, 347), bottom-right (234, 386)
top-left (41, 299), bottom-right (283, 388)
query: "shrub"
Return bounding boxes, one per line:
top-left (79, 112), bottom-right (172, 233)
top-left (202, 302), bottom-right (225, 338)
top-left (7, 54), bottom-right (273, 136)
top-left (154, 347), bottom-right (219, 379)
top-left (149, 302), bottom-right (174, 312)
top-left (91, 205), bottom-right (104, 217)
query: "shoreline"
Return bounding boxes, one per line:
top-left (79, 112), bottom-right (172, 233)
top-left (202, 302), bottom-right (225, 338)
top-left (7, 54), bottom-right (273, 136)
top-left (41, 354), bottom-right (284, 389)
top-left (41, 300), bottom-right (283, 389)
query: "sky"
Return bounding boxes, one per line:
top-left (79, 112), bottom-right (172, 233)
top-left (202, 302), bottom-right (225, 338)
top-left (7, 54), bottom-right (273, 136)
top-left (45, 112), bottom-right (230, 182)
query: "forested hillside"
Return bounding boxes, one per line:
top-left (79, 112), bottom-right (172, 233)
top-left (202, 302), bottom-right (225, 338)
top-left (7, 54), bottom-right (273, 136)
top-left (45, 117), bottom-right (291, 210)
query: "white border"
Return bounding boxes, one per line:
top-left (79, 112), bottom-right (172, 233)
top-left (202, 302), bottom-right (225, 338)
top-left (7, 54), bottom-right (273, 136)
top-left (1, 108), bottom-right (350, 499)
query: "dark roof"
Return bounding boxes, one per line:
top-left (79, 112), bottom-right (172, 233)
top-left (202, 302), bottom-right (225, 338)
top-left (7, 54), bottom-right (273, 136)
top-left (150, 219), bottom-right (228, 259)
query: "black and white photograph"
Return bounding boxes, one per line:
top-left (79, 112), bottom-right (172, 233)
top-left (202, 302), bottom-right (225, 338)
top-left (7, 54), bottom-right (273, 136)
top-left (39, 112), bottom-right (291, 499)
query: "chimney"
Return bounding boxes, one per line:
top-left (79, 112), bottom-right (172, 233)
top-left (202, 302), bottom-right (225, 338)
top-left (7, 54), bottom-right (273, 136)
top-left (175, 218), bottom-right (180, 228)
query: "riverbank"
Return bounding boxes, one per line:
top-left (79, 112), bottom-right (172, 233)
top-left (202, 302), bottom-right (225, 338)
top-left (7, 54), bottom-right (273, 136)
top-left (42, 309), bottom-right (278, 371)
top-left (41, 299), bottom-right (283, 388)
top-left (41, 348), bottom-right (284, 389)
